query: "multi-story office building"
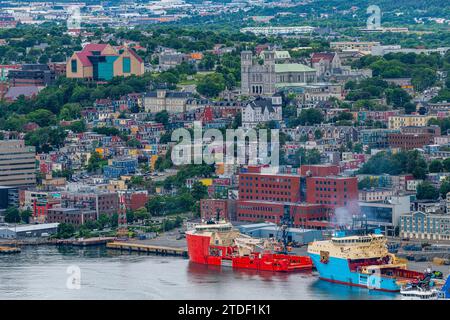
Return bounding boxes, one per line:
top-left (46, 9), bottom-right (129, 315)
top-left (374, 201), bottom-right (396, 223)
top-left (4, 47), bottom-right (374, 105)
top-left (47, 208), bottom-right (97, 226)
top-left (388, 132), bottom-right (433, 150)
top-left (238, 171), bottom-right (302, 203)
top-left (61, 191), bottom-right (118, 218)
top-left (0, 140), bottom-right (36, 187)
top-left (306, 176), bottom-right (359, 213)
top-left (401, 211), bottom-right (450, 241)
top-left (143, 90), bottom-right (192, 114)
top-left (360, 195), bottom-right (410, 236)
top-left (7, 64), bottom-right (56, 87)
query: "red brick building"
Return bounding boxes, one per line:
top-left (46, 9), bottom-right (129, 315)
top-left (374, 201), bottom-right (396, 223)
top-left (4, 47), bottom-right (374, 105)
top-left (47, 208), bottom-right (97, 226)
top-left (32, 198), bottom-right (60, 223)
top-left (236, 201), bottom-right (328, 229)
top-left (200, 199), bottom-right (237, 221)
top-left (306, 176), bottom-right (359, 213)
top-left (124, 191), bottom-right (148, 211)
top-left (238, 172), bottom-right (302, 202)
top-left (299, 164), bottom-right (340, 177)
top-left (388, 133), bottom-right (433, 150)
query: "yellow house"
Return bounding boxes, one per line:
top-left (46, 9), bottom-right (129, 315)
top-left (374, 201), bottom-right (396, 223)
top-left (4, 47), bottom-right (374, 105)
top-left (199, 178), bottom-right (213, 186)
top-left (388, 115), bottom-right (436, 129)
top-left (66, 43), bottom-right (144, 81)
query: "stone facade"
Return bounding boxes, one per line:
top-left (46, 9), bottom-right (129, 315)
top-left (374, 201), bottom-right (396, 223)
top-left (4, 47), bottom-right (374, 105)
top-left (241, 50), bottom-right (317, 96)
top-left (241, 50), bottom-right (276, 96)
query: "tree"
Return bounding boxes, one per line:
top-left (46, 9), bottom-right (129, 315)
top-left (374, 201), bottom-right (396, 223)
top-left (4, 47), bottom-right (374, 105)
top-left (353, 143), bottom-right (363, 154)
top-left (297, 108), bottom-right (324, 126)
top-left (127, 138), bottom-right (140, 148)
top-left (359, 150), bottom-right (428, 178)
top-left (20, 208), bottom-right (32, 224)
top-left (191, 181), bottom-right (208, 201)
top-left (87, 151), bottom-right (106, 173)
top-left (412, 68), bottom-right (437, 92)
top-left (98, 213), bottom-right (110, 229)
top-left (231, 112), bottom-right (241, 129)
top-left (155, 110), bottom-right (169, 128)
top-left (134, 207), bottom-right (150, 221)
top-left (27, 109), bottom-right (56, 127)
top-left (4, 207), bottom-right (20, 223)
top-left (196, 73), bottom-right (226, 98)
top-left (146, 196), bottom-right (165, 216)
top-left (429, 160), bottom-right (443, 173)
top-left (386, 88), bottom-right (412, 109)
top-left (129, 176), bottom-right (144, 187)
top-left (68, 120), bottom-right (86, 133)
top-left (416, 182), bottom-right (439, 200)
top-left (110, 213), bottom-right (119, 228)
top-left (314, 129), bottom-right (323, 140)
top-left (57, 223), bottom-right (75, 239)
top-left (439, 178), bottom-right (450, 198)
top-left (444, 158), bottom-right (450, 172)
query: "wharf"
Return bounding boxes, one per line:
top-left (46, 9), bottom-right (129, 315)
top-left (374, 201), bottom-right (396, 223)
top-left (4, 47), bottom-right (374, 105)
top-left (106, 241), bottom-right (188, 257)
top-left (0, 246), bottom-right (21, 254)
top-left (68, 237), bottom-right (116, 246)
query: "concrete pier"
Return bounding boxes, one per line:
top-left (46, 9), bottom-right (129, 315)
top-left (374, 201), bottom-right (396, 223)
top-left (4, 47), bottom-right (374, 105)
top-left (106, 242), bottom-right (188, 257)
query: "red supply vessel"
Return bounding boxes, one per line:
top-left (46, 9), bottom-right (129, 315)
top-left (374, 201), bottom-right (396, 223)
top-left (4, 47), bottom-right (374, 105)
top-left (186, 220), bottom-right (313, 272)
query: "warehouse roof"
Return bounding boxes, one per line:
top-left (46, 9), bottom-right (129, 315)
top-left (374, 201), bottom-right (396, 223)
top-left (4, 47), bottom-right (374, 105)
top-left (0, 223), bottom-right (59, 233)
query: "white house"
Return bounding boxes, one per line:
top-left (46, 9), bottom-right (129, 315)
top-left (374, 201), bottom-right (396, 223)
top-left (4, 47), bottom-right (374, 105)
top-left (241, 96), bottom-right (282, 129)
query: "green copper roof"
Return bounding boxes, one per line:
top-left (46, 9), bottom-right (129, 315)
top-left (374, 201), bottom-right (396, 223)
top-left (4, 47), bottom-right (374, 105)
top-left (275, 63), bottom-right (316, 73)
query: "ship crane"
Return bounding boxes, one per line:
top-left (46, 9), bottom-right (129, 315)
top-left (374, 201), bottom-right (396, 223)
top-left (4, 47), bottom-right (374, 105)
top-left (275, 204), bottom-right (293, 254)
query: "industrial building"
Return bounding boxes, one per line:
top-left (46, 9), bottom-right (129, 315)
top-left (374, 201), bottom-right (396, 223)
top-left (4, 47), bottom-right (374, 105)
top-left (7, 64), bottom-right (56, 87)
top-left (0, 223), bottom-right (59, 239)
top-left (237, 222), bottom-right (323, 245)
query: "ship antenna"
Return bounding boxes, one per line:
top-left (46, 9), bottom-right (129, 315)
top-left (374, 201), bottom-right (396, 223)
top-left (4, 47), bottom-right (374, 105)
top-left (216, 208), bottom-right (221, 223)
top-left (364, 214), bottom-right (368, 235)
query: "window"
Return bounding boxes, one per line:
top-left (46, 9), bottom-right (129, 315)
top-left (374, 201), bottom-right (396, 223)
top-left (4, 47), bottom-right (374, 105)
top-left (71, 59), bottom-right (77, 73)
top-left (123, 57), bottom-right (131, 73)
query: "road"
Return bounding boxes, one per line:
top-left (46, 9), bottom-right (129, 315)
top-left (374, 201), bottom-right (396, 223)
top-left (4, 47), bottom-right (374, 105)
top-left (150, 169), bottom-right (178, 182)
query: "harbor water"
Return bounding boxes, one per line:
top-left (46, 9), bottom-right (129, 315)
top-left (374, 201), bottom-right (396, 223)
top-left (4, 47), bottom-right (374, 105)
top-left (0, 246), bottom-right (400, 300)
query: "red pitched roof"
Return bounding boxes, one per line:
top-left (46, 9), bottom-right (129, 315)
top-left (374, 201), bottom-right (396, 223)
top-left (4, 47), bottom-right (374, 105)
top-left (83, 43), bottom-right (109, 53)
top-left (73, 43), bottom-right (143, 68)
top-left (125, 47), bottom-right (143, 63)
top-left (74, 44), bottom-right (112, 67)
top-left (75, 51), bottom-right (92, 67)
top-left (311, 52), bottom-right (335, 63)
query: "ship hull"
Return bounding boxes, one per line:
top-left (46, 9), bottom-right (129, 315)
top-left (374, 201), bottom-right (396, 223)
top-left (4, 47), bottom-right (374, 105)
top-left (309, 253), bottom-right (402, 292)
top-left (187, 231), bottom-right (312, 272)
